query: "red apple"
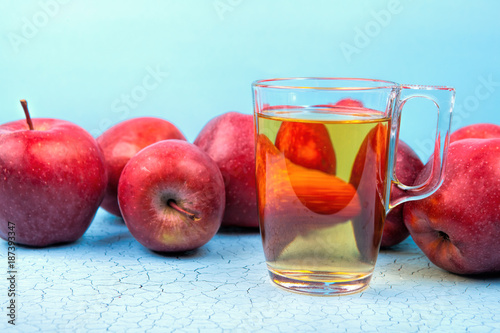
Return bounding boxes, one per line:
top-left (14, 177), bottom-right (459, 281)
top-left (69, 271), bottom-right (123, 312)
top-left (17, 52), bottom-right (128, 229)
top-left (262, 104), bottom-right (303, 111)
top-left (450, 123), bottom-right (500, 142)
top-left (313, 98), bottom-right (364, 109)
top-left (275, 121), bottom-right (336, 174)
top-left (194, 112), bottom-right (257, 228)
top-left (257, 134), bottom-right (360, 261)
top-left (97, 117), bottom-right (186, 217)
top-left (349, 123), bottom-right (389, 260)
top-left (404, 138), bottom-right (500, 274)
top-left (118, 140), bottom-right (225, 252)
top-left (335, 98), bottom-right (364, 108)
top-left (0, 100), bottom-right (107, 247)
top-left (381, 140), bottom-right (424, 248)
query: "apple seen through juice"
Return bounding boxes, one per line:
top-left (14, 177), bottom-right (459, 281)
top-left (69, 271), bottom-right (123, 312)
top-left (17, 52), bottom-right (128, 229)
top-left (256, 107), bottom-right (391, 283)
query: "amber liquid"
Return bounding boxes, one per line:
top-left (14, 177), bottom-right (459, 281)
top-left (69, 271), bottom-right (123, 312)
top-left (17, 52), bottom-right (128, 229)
top-left (256, 107), bottom-right (391, 292)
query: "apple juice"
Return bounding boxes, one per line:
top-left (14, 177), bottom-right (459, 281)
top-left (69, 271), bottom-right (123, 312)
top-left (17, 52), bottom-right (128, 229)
top-left (256, 107), bottom-right (391, 285)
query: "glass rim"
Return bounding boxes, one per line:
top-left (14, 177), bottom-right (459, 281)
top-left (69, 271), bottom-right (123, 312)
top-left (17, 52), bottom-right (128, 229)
top-left (252, 77), bottom-right (454, 91)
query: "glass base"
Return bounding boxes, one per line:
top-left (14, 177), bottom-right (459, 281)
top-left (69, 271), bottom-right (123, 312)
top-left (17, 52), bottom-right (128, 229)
top-left (268, 268), bottom-right (372, 296)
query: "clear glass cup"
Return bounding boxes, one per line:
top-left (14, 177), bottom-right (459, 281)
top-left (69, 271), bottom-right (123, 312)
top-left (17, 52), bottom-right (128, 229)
top-left (252, 78), bottom-right (455, 296)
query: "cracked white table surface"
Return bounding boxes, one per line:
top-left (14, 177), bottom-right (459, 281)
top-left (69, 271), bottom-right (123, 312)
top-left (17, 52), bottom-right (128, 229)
top-left (1, 209), bottom-right (499, 332)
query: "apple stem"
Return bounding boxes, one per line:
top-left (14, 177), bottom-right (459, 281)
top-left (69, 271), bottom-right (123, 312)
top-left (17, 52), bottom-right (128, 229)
top-left (20, 99), bottom-right (34, 131)
top-left (167, 199), bottom-right (198, 221)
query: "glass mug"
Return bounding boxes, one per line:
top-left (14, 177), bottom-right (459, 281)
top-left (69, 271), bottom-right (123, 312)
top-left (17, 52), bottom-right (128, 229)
top-left (252, 78), bottom-right (455, 296)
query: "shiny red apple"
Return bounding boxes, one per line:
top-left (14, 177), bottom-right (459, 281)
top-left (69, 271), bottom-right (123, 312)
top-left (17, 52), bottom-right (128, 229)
top-left (381, 140), bottom-right (424, 248)
top-left (194, 112), bottom-right (257, 228)
top-left (313, 98), bottom-right (364, 109)
top-left (349, 123), bottom-right (389, 260)
top-left (262, 104), bottom-right (302, 111)
top-left (0, 100), bottom-right (107, 247)
top-left (275, 121), bottom-right (336, 174)
top-left (118, 140), bottom-right (225, 252)
top-left (450, 123), bottom-right (500, 142)
top-left (404, 138), bottom-right (500, 274)
top-left (97, 117), bottom-right (186, 217)
top-left (335, 98), bottom-right (364, 108)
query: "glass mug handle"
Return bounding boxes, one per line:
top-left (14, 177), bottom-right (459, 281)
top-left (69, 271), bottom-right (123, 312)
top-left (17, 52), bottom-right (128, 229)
top-left (388, 85), bottom-right (456, 210)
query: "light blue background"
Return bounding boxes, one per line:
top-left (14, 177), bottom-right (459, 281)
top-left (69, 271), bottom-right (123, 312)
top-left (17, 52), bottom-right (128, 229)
top-left (1, 0), bottom-right (499, 159)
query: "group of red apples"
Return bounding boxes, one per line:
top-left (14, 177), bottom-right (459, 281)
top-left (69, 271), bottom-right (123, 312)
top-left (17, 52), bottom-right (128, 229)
top-left (0, 100), bottom-right (499, 276)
